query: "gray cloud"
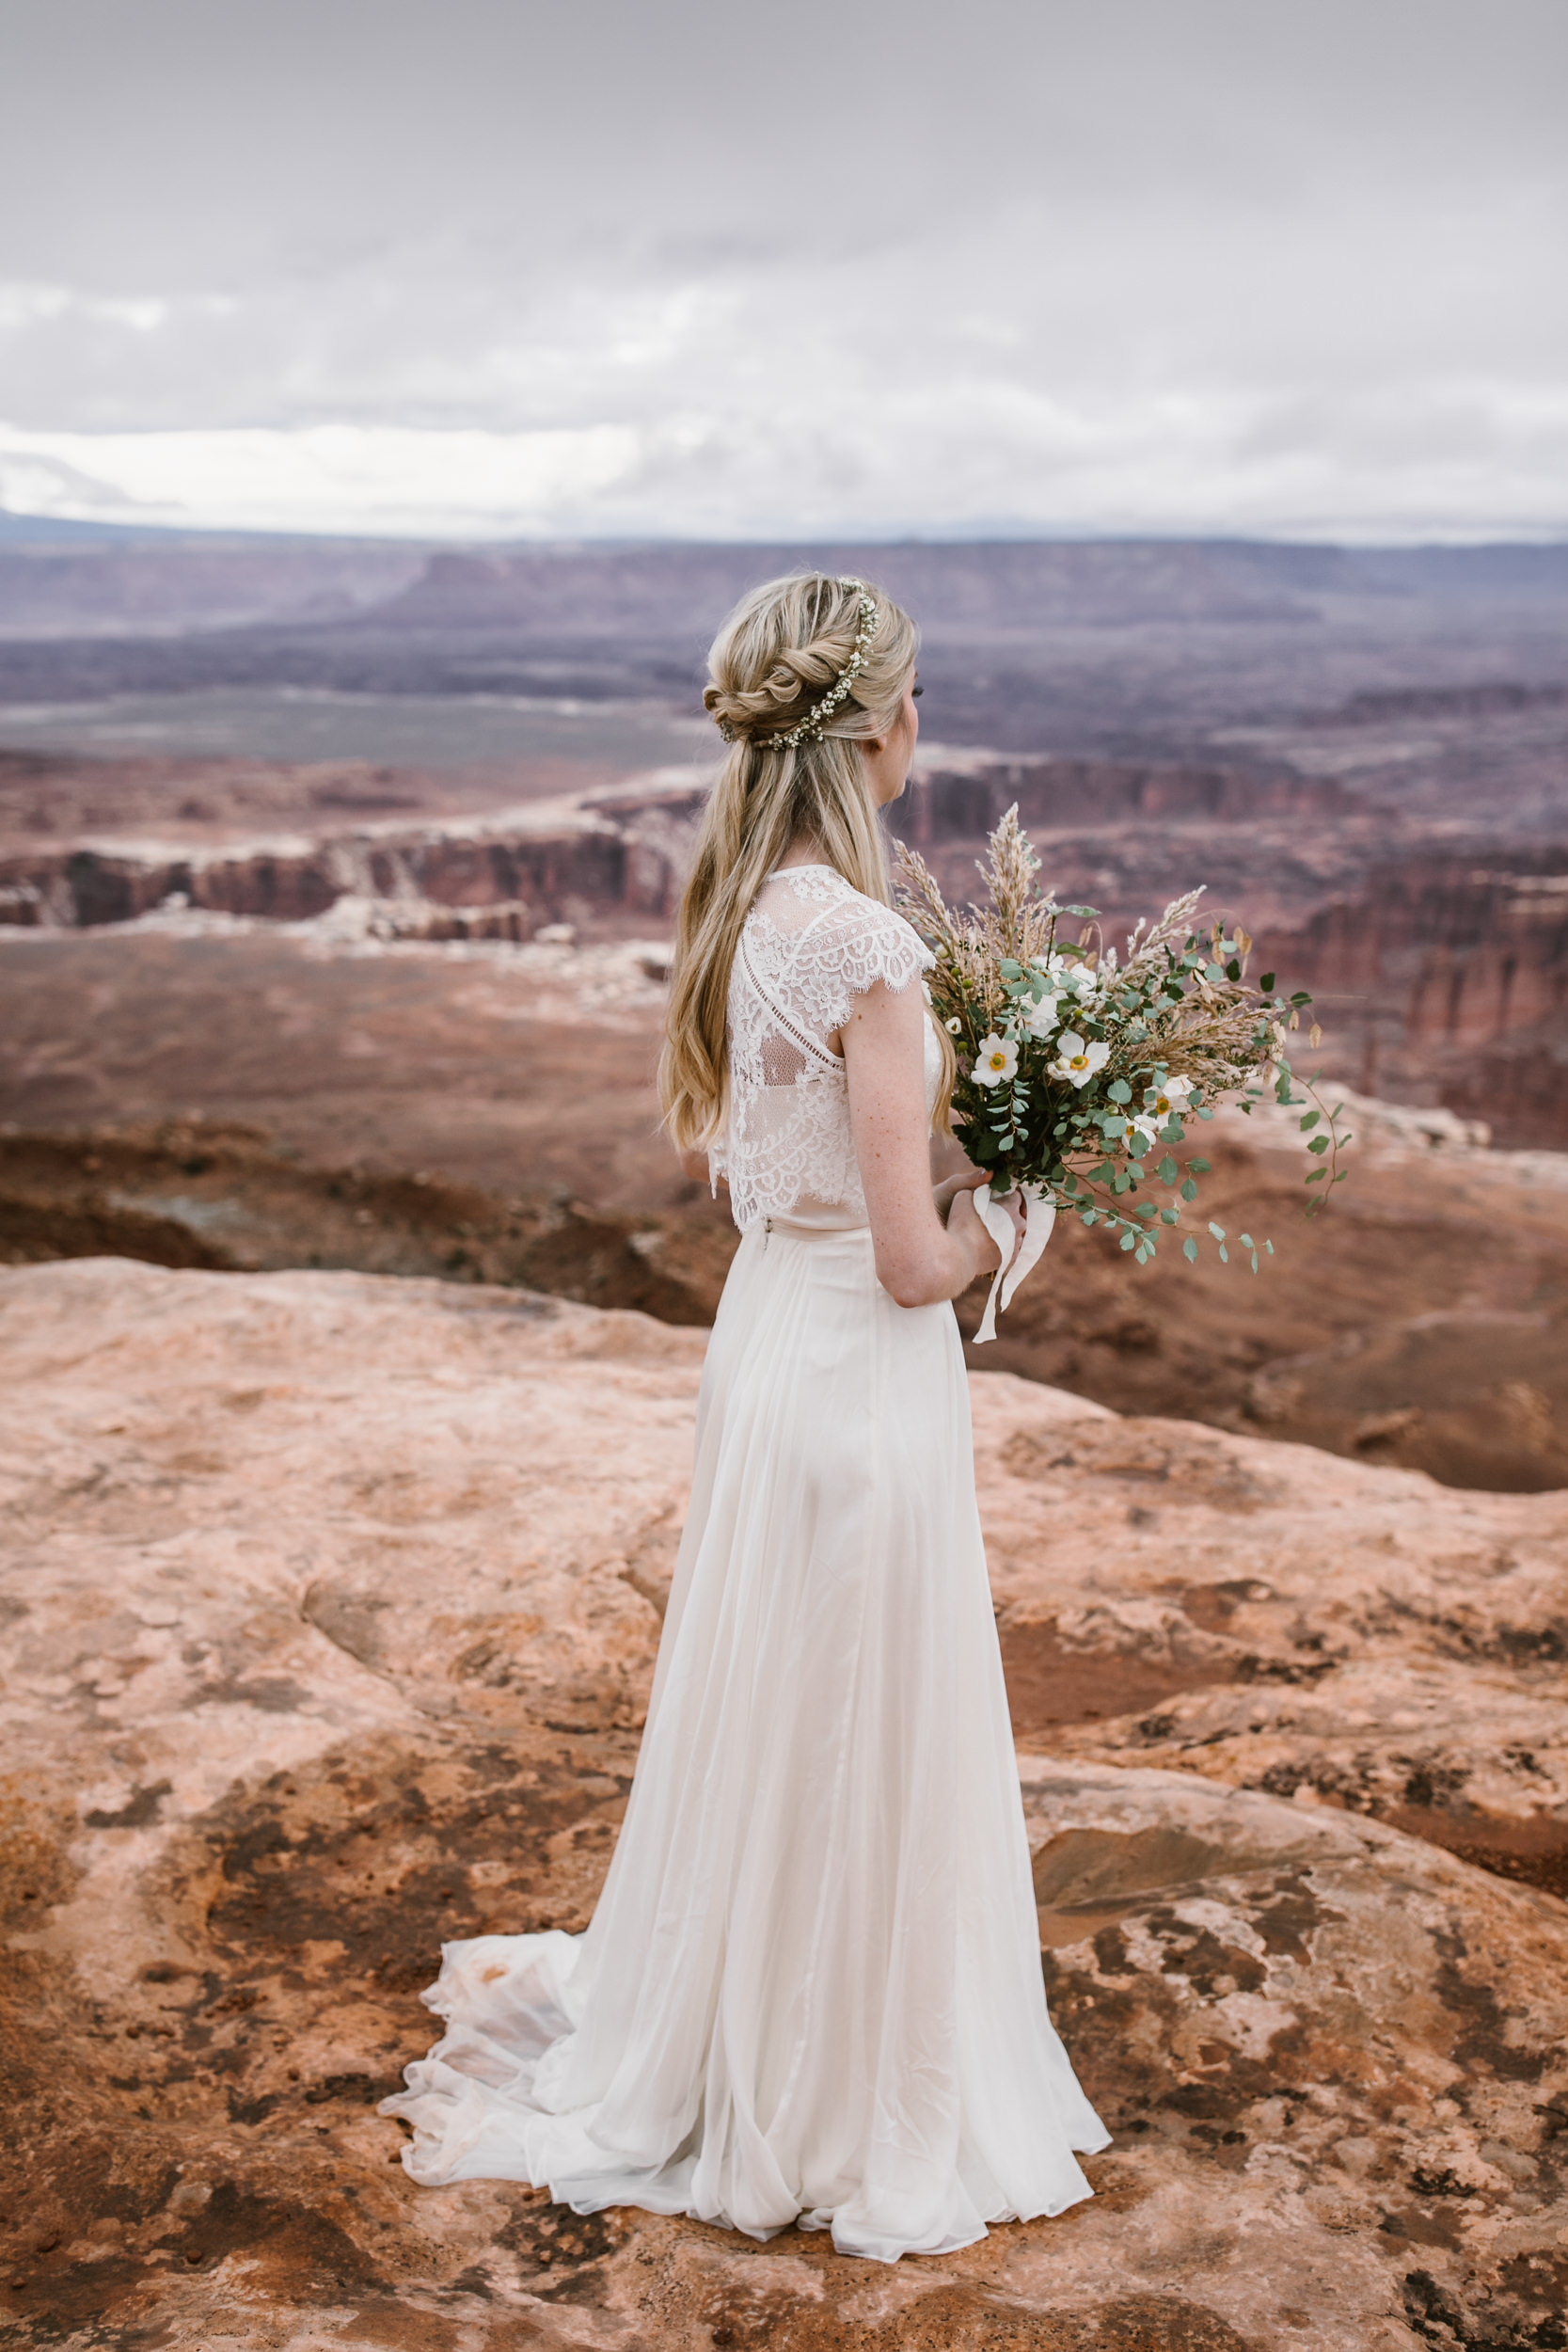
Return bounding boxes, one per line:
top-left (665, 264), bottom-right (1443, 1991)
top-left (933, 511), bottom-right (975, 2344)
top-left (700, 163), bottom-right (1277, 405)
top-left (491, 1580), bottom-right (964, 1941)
top-left (1, 0), bottom-right (1564, 537)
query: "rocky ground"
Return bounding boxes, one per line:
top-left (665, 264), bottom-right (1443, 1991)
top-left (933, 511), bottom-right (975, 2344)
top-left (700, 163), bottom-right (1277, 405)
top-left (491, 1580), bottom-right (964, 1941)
top-left (3, 1257), bottom-right (1567, 2350)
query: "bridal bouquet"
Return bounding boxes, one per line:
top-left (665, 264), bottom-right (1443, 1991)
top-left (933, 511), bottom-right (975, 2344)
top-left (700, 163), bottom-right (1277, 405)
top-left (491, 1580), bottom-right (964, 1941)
top-left (894, 807), bottom-right (1349, 1340)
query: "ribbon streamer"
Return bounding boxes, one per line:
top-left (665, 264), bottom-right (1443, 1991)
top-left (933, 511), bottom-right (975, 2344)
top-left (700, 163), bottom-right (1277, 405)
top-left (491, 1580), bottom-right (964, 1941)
top-left (970, 1183), bottom-right (1057, 1343)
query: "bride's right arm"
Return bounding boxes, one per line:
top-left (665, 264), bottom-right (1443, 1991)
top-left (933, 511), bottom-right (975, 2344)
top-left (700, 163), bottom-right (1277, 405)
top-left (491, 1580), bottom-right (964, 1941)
top-left (842, 976), bottom-right (1020, 1308)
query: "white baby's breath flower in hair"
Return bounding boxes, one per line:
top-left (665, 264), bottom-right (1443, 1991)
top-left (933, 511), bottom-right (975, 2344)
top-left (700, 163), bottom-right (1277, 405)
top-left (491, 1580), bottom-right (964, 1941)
top-left (1050, 1031), bottom-right (1111, 1088)
top-left (974, 1034), bottom-right (1020, 1087)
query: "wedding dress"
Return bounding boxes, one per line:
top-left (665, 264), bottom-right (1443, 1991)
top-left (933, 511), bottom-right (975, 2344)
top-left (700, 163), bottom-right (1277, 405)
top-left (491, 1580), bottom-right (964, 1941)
top-left (382, 864), bottom-right (1109, 2261)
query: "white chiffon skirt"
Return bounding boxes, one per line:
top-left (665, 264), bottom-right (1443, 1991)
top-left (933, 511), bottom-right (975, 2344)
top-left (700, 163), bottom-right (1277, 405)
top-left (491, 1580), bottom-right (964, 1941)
top-left (381, 1216), bottom-right (1109, 2262)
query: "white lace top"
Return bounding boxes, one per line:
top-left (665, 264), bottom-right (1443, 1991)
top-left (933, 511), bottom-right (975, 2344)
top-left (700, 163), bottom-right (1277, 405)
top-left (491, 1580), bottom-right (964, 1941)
top-left (710, 865), bottom-right (938, 1232)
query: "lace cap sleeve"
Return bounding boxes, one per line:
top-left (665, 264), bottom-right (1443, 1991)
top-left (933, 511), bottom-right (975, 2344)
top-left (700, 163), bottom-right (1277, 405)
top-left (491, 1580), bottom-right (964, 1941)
top-left (801, 895), bottom-right (935, 1041)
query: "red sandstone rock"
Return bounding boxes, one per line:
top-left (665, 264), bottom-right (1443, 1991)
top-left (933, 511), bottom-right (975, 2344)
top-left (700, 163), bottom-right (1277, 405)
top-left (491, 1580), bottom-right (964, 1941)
top-left (3, 1259), bottom-right (1566, 2348)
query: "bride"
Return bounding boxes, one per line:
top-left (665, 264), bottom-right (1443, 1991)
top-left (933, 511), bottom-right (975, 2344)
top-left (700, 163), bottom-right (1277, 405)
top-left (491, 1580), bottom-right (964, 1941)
top-left (383, 572), bottom-right (1109, 2262)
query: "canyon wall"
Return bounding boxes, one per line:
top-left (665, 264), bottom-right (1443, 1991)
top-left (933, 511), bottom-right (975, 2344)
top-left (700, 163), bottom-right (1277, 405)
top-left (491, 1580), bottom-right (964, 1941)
top-left (0, 777), bottom-right (703, 938)
top-left (1255, 860), bottom-right (1568, 1143)
top-left (7, 742), bottom-right (1568, 1142)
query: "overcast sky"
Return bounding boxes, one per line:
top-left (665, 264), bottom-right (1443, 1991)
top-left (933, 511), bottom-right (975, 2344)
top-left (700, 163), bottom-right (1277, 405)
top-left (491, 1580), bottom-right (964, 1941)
top-left (1, 0), bottom-right (1564, 542)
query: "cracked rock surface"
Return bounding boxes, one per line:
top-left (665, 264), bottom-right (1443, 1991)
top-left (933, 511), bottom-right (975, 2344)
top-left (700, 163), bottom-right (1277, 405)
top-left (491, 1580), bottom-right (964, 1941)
top-left (3, 1258), bottom-right (1566, 2350)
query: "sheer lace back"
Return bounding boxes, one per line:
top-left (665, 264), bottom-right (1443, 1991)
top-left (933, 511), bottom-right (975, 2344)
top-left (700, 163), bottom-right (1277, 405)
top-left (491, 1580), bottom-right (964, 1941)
top-left (712, 865), bottom-right (936, 1230)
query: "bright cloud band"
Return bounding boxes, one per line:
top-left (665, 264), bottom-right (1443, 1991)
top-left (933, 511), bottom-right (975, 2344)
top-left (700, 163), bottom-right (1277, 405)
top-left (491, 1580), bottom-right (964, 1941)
top-left (4, 391), bottom-right (1566, 545)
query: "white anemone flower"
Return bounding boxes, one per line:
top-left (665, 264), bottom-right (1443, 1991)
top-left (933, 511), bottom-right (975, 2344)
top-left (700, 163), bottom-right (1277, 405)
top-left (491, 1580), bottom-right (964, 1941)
top-left (974, 1033), bottom-right (1020, 1087)
top-left (1129, 1114), bottom-right (1161, 1153)
top-left (1025, 990), bottom-right (1065, 1039)
top-left (1051, 1031), bottom-right (1110, 1088)
top-left (1148, 1073), bottom-right (1195, 1122)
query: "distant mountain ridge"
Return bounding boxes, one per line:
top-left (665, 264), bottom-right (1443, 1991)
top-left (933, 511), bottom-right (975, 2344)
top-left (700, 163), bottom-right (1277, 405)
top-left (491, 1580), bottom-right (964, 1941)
top-left (1, 529), bottom-right (1566, 769)
top-left (363, 538), bottom-right (1568, 637)
top-left (4, 523), bottom-right (1568, 641)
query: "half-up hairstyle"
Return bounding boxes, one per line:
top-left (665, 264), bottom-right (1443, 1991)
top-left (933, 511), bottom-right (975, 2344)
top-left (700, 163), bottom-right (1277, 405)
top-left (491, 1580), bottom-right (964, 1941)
top-left (659, 571), bottom-right (932, 1153)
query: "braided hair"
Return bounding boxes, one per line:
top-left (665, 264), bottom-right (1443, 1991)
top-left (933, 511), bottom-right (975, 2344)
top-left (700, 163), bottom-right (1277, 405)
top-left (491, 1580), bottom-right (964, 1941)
top-left (659, 572), bottom-right (921, 1152)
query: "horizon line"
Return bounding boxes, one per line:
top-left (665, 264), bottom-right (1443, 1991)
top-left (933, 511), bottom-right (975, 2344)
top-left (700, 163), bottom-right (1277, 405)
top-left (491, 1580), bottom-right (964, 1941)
top-left (4, 508), bottom-right (1568, 557)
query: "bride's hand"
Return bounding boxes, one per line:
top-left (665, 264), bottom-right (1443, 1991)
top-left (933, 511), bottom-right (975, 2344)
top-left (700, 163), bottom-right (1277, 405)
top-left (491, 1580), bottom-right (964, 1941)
top-left (936, 1172), bottom-right (1025, 1274)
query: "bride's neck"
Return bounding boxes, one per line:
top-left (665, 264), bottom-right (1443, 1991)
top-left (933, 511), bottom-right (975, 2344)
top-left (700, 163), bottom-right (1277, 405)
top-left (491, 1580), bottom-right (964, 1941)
top-left (774, 834), bottom-right (827, 870)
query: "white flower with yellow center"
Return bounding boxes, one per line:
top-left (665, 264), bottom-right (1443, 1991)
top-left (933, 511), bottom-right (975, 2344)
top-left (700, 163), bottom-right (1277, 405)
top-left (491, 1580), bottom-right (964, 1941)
top-left (1050, 1031), bottom-right (1110, 1088)
top-left (974, 1033), bottom-right (1019, 1087)
top-left (1148, 1073), bottom-right (1194, 1122)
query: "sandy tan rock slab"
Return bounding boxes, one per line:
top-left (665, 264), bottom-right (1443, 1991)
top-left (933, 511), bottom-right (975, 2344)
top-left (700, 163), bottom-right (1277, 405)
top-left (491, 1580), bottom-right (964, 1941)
top-left (3, 1259), bottom-right (1568, 2350)
top-left (976, 1379), bottom-right (1568, 1897)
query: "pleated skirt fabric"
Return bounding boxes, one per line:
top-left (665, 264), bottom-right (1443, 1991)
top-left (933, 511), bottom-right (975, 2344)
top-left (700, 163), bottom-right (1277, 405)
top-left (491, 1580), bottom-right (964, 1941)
top-left (381, 1218), bottom-right (1109, 2261)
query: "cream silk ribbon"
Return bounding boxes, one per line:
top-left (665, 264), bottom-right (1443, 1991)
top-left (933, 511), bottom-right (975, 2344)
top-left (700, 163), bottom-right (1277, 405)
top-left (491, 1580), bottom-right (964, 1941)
top-left (970, 1183), bottom-right (1057, 1343)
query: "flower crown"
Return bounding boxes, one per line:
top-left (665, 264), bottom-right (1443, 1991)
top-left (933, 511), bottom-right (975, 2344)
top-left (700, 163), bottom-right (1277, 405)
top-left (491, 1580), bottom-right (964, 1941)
top-left (715, 579), bottom-right (881, 750)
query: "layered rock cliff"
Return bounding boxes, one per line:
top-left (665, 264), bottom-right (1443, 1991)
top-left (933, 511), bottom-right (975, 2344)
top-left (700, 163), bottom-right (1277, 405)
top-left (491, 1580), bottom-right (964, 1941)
top-left (8, 702), bottom-right (1566, 1147)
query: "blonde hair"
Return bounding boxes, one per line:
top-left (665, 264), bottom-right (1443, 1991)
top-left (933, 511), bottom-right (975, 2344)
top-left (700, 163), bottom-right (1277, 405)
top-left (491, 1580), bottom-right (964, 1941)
top-left (658, 571), bottom-right (953, 1151)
